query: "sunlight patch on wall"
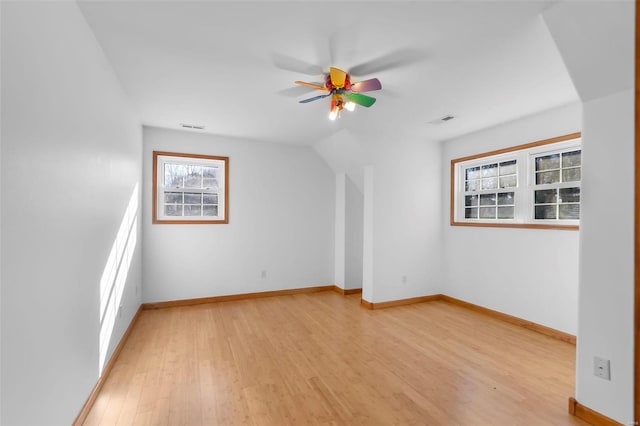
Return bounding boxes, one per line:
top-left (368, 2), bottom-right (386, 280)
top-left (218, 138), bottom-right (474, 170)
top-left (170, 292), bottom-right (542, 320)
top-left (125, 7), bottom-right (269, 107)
top-left (99, 183), bottom-right (139, 374)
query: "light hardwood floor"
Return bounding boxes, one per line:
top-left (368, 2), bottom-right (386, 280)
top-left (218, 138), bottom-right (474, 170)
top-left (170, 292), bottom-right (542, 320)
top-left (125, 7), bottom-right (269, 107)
top-left (84, 292), bottom-right (588, 425)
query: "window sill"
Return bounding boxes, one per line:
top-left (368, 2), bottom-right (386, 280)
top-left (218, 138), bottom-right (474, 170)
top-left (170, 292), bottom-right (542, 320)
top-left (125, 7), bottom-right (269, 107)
top-left (450, 220), bottom-right (579, 231)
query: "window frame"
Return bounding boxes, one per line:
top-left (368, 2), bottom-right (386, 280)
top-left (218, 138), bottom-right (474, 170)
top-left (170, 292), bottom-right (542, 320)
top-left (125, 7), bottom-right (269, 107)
top-left (450, 132), bottom-right (581, 231)
top-left (152, 151), bottom-right (229, 224)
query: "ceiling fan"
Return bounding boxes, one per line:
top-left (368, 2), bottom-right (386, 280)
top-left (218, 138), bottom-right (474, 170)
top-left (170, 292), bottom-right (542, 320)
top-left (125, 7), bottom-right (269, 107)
top-left (294, 67), bottom-right (382, 120)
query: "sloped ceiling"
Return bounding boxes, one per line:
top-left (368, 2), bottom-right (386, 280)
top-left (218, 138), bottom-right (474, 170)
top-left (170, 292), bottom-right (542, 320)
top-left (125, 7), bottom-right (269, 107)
top-left (78, 1), bottom-right (579, 145)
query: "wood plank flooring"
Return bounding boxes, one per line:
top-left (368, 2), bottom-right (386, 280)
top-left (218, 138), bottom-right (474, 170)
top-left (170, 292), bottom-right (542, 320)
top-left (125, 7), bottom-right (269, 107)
top-left (84, 292), bottom-right (588, 425)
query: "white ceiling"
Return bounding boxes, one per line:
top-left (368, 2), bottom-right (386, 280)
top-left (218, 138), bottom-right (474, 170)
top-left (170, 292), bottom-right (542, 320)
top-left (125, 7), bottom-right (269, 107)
top-left (78, 1), bottom-right (579, 146)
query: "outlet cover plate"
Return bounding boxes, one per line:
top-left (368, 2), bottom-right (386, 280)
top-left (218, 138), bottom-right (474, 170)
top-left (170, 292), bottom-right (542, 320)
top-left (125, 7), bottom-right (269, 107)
top-left (594, 356), bottom-right (611, 380)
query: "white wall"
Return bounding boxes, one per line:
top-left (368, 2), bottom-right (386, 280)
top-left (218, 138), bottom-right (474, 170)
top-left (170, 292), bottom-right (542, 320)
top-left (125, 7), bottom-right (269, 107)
top-left (142, 127), bottom-right (335, 302)
top-left (334, 174), bottom-right (346, 288)
top-left (442, 102), bottom-right (582, 334)
top-left (345, 175), bottom-right (363, 290)
top-left (1, 3), bottom-right (142, 425)
top-left (576, 90), bottom-right (635, 423)
top-left (365, 130), bottom-right (443, 303)
top-left (543, 2), bottom-right (635, 423)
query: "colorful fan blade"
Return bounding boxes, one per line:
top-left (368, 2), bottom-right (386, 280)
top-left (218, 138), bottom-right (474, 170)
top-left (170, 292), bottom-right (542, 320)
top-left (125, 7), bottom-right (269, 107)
top-left (329, 67), bottom-right (347, 88)
top-left (346, 93), bottom-right (376, 108)
top-left (294, 81), bottom-right (328, 91)
top-left (299, 93), bottom-right (331, 103)
top-left (351, 78), bottom-right (382, 93)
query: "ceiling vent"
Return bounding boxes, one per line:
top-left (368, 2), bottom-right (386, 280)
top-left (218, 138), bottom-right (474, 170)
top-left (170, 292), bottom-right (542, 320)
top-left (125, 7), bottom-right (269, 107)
top-left (428, 115), bottom-right (455, 125)
top-left (180, 123), bottom-right (205, 130)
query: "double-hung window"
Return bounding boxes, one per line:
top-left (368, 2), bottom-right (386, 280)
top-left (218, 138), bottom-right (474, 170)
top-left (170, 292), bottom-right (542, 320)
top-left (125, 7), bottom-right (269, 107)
top-left (451, 133), bottom-right (581, 230)
top-left (153, 151), bottom-right (229, 224)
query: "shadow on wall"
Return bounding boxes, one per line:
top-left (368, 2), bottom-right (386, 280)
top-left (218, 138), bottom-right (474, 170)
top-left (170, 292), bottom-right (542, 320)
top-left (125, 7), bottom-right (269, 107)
top-left (98, 183), bottom-right (139, 373)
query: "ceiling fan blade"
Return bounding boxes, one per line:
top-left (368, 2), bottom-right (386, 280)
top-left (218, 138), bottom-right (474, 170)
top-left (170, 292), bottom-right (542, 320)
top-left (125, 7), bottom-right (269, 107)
top-left (330, 67), bottom-right (347, 88)
top-left (299, 93), bottom-right (331, 104)
top-left (346, 93), bottom-right (376, 108)
top-left (351, 78), bottom-right (382, 93)
top-left (271, 53), bottom-right (324, 76)
top-left (349, 49), bottom-right (427, 76)
top-left (294, 81), bottom-right (328, 91)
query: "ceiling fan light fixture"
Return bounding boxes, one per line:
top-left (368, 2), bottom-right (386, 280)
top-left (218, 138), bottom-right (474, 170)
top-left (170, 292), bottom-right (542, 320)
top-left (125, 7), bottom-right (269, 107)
top-left (329, 108), bottom-right (339, 121)
top-left (344, 101), bottom-right (356, 112)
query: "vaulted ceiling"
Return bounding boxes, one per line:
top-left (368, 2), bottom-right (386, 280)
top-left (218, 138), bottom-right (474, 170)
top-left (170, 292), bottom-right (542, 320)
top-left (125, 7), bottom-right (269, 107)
top-left (78, 1), bottom-right (579, 145)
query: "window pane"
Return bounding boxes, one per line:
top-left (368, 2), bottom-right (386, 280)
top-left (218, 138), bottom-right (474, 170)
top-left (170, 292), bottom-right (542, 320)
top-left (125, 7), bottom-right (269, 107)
top-left (203, 193), bottom-right (219, 204)
top-left (203, 166), bottom-right (217, 178)
top-left (562, 150), bottom-right (581, 167)
top-left (562, 168), bottom-right (581, 182)
top-left (184, 205), bottom-right (202, 216)
top-left (535, 189), bottom-right (557, 204)
top-left (184, 192), bottom-right (202, 204)
top-left (499, 160), bottom-right (517, 176)
top-left (165, 205), bottom-right (181, 216)
top-left (498, 192), bottom-right (515, 205)
top-left (498, 206), bottom-right (514, 219)
top-left (481, 177), bottom-right (498, 190)
top-left (183, 166), bottom-right (203, 189)
top-left (479, 193), bottom-right (496, 206)
top-left (465, 166), bottom-right (481, 180)
top-left (559, 204), bottom-right (580, 219)
top-left (481, 163), bottom-right (498, 177)
top-left (536, 170), bottom-right (560, 185)
top-left (164, 192), bottom-right (182, 203)
top-left (164, 164), bottom-right (187, 188)
top-left (535, 205), bottom-right (557, 219)
top-left (203, 178), bottom-right (219, 190)
top-left (479, 207), bottom-right (496, 219)
top-left (204, 205), bottom-right (219, 217)
top-left (465, 180), bottom-right (479, 192)
top-left (535, 154), bottom-right (560, 171)
top-left (559, 187), bottom-right (580, 203)
top-left (499, 175), bottom-right (517, 188)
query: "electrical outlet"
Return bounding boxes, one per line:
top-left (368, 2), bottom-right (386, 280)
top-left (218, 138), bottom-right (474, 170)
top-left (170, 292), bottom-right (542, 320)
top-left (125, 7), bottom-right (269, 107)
top-left (261, 270), bottom-right (267, 279)
top-left (401, 275), bottom-right (407, 284)
top-left (594, 356), bottom-right (611, 380)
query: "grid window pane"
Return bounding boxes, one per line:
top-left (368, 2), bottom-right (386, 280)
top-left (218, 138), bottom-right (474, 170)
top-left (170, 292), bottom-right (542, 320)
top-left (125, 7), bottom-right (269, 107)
top-left (184, 192), bottom-right (202, 204)
top-left (559, 187), bottom-right (580, 203)
top-left (562, 150), bottom-right (581, 167)
top-left (559, 204), bottom-right (580, 219)
top-left (164, 164), bottom-right (187, 187)
top-left (562, 168), bottom-right (581, 182)
top-left (465, 180), bottom-right (480, 192)
top-left (535, 154), bottom-right (560, 171)
top-left (499, 175), bottom-right (517, 188)
top-left (165, 192), bottom-right (182, 203)
top-left (479, 193), bottom-right (496, 206)
top-left (498, 206), bottom-right (514, 219)
top-left (204, 205), bottom-right (219, 216)
top-left (184, 205), bottom-right (202, 216)
top-left (536, 170), bottom-right (560, 184)
top-left (499, 160), bottom-right (517, 176)
top-left (481, 163), bottom-right (498, 177)
top-left (498, 192), bottom-right (515, 205)
top-left (203, 194), bottom-right (219, 204)
top-left (465, 195), bottom-right (478, 207)
top-left (535, 189), bottom-right (557, 204)
top-left (535, 205), bottom-right (557, 219)
top-left (466, 166), bottom-right (481, 180)
top-left (465, 208), bottom-right (478, 219)
top-left (479, 207), bottom-right (496, 219)
top-left (165, 205), bottom-right (181, 216)
top-left (481, 177), bottom-right (498, 190)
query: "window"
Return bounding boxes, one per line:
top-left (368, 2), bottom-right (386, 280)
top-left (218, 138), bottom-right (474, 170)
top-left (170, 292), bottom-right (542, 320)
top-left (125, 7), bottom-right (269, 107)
top-left (451, 133), bottom-right (581, 230)
top-left (153, 151), bottom-right (228, 224)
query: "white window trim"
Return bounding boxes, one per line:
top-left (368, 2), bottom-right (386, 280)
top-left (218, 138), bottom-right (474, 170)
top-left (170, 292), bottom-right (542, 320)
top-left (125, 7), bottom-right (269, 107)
top-left (153, 151), bottom-right (229, 224)
top-left (450, 133), bottom-right (581, 230)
